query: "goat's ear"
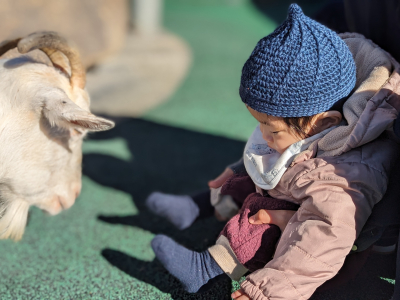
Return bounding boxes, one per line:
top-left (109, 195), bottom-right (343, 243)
top-left (43, 96), bottom-right (115, 132)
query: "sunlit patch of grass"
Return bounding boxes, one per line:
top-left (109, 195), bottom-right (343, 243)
top-left (83, 137), bottom-right (132, 161)
top-left (380, 277), bottom-right (395, 285)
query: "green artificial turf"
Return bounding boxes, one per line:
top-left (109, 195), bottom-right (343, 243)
top-left (0, 1), bottom-right (397, 299)
top-left (143, 0), bottom-right (267, 141)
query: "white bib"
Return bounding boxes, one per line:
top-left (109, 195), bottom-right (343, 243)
top-left (244, 125), bottom-right (334, 190)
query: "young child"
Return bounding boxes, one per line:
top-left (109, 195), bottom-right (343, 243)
top-left (147, 4), bottom-right (400, 299)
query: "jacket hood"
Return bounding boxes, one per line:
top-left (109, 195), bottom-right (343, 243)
top-left (317, 33), bottom-right (400, 157)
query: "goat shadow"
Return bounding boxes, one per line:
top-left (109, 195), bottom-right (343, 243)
top-left (82, 116), bottom-right (244, 298)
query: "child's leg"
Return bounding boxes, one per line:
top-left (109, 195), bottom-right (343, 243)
top-left (210, 193), bottom-right (299, 272)
top-left (220, 173), bottom-right (256, 207)
top-left (145, 173), bottom-right (255, 230)
top-left (151, 234), bottom-right (228, 293)
top-left (145, 190), bottom-right (212, 230)
top-left (151, 194), bottom-right (299, 293)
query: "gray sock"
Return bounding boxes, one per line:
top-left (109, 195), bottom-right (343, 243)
top-left (145, 192), bottom-right (200, 230)
top-left (151, 234), bottom-right (226, 293)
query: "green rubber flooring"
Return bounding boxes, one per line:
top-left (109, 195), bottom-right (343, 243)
top-left (0, 1), bottom-right (396, 299)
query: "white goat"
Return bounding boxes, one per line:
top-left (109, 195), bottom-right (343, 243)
top-left (0, 32), bottom-right (115, 240)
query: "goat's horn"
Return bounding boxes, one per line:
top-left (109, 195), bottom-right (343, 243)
top-left (17, 31), bottom-right (85, 89)
top-left (0, 38), bottom-right (22, 57)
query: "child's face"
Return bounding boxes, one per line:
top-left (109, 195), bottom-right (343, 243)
top-left (247, 106), bottom-right (303, 154)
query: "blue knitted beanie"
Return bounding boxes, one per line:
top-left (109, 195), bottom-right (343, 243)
top-left (240, 3), bottom-right (356, 117)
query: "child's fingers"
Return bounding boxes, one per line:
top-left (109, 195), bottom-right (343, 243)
top-left (208, 168), bottom-right (234, 188)
top-left (249, 209), bottom-right (296, 231)
top-left (231, 288), bottom-right (244, 298)
top-left (231, 288), bottom-right (251, 299)
top-left (249, 209), bottom-right (271, 224)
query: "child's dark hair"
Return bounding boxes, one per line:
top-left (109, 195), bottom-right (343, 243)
top-left (283, 97), bottom-right (347, 139)
top-left (282, 116), bottom-right (315, 139)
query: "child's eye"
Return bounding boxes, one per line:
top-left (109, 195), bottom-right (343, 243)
top-left (272, 131), bottom-right (280, 135)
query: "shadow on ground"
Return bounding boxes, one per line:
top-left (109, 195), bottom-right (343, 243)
top-left (83, 116), bottom-right (243, 299)
top-left (83, 117), bottom-right (395, 300)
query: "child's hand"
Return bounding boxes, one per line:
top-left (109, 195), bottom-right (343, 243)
top-left (248, 209), bottom-right (296, 232)
top-left (208, 168), bottom-right (234, 189)
top-left (231, 288), bottom-right (251, 299)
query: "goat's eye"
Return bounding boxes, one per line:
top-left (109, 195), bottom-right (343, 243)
top-left (62, 101), bottom-right (67, 104)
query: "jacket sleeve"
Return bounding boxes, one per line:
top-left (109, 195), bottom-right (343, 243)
top-left (240, 162), bottom-right (387, 300)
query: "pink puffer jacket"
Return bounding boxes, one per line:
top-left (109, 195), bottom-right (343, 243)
top-left (241, 33), bottom-right (400, 300)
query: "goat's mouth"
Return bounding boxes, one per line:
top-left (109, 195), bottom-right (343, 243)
top-left (42, 193), bottom-right (77, 215)
top-left (42, 196), bottom-right (64, 215)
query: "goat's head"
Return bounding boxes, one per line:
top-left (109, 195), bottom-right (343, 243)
top-left (0, 32), bottom-right (114, 240)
